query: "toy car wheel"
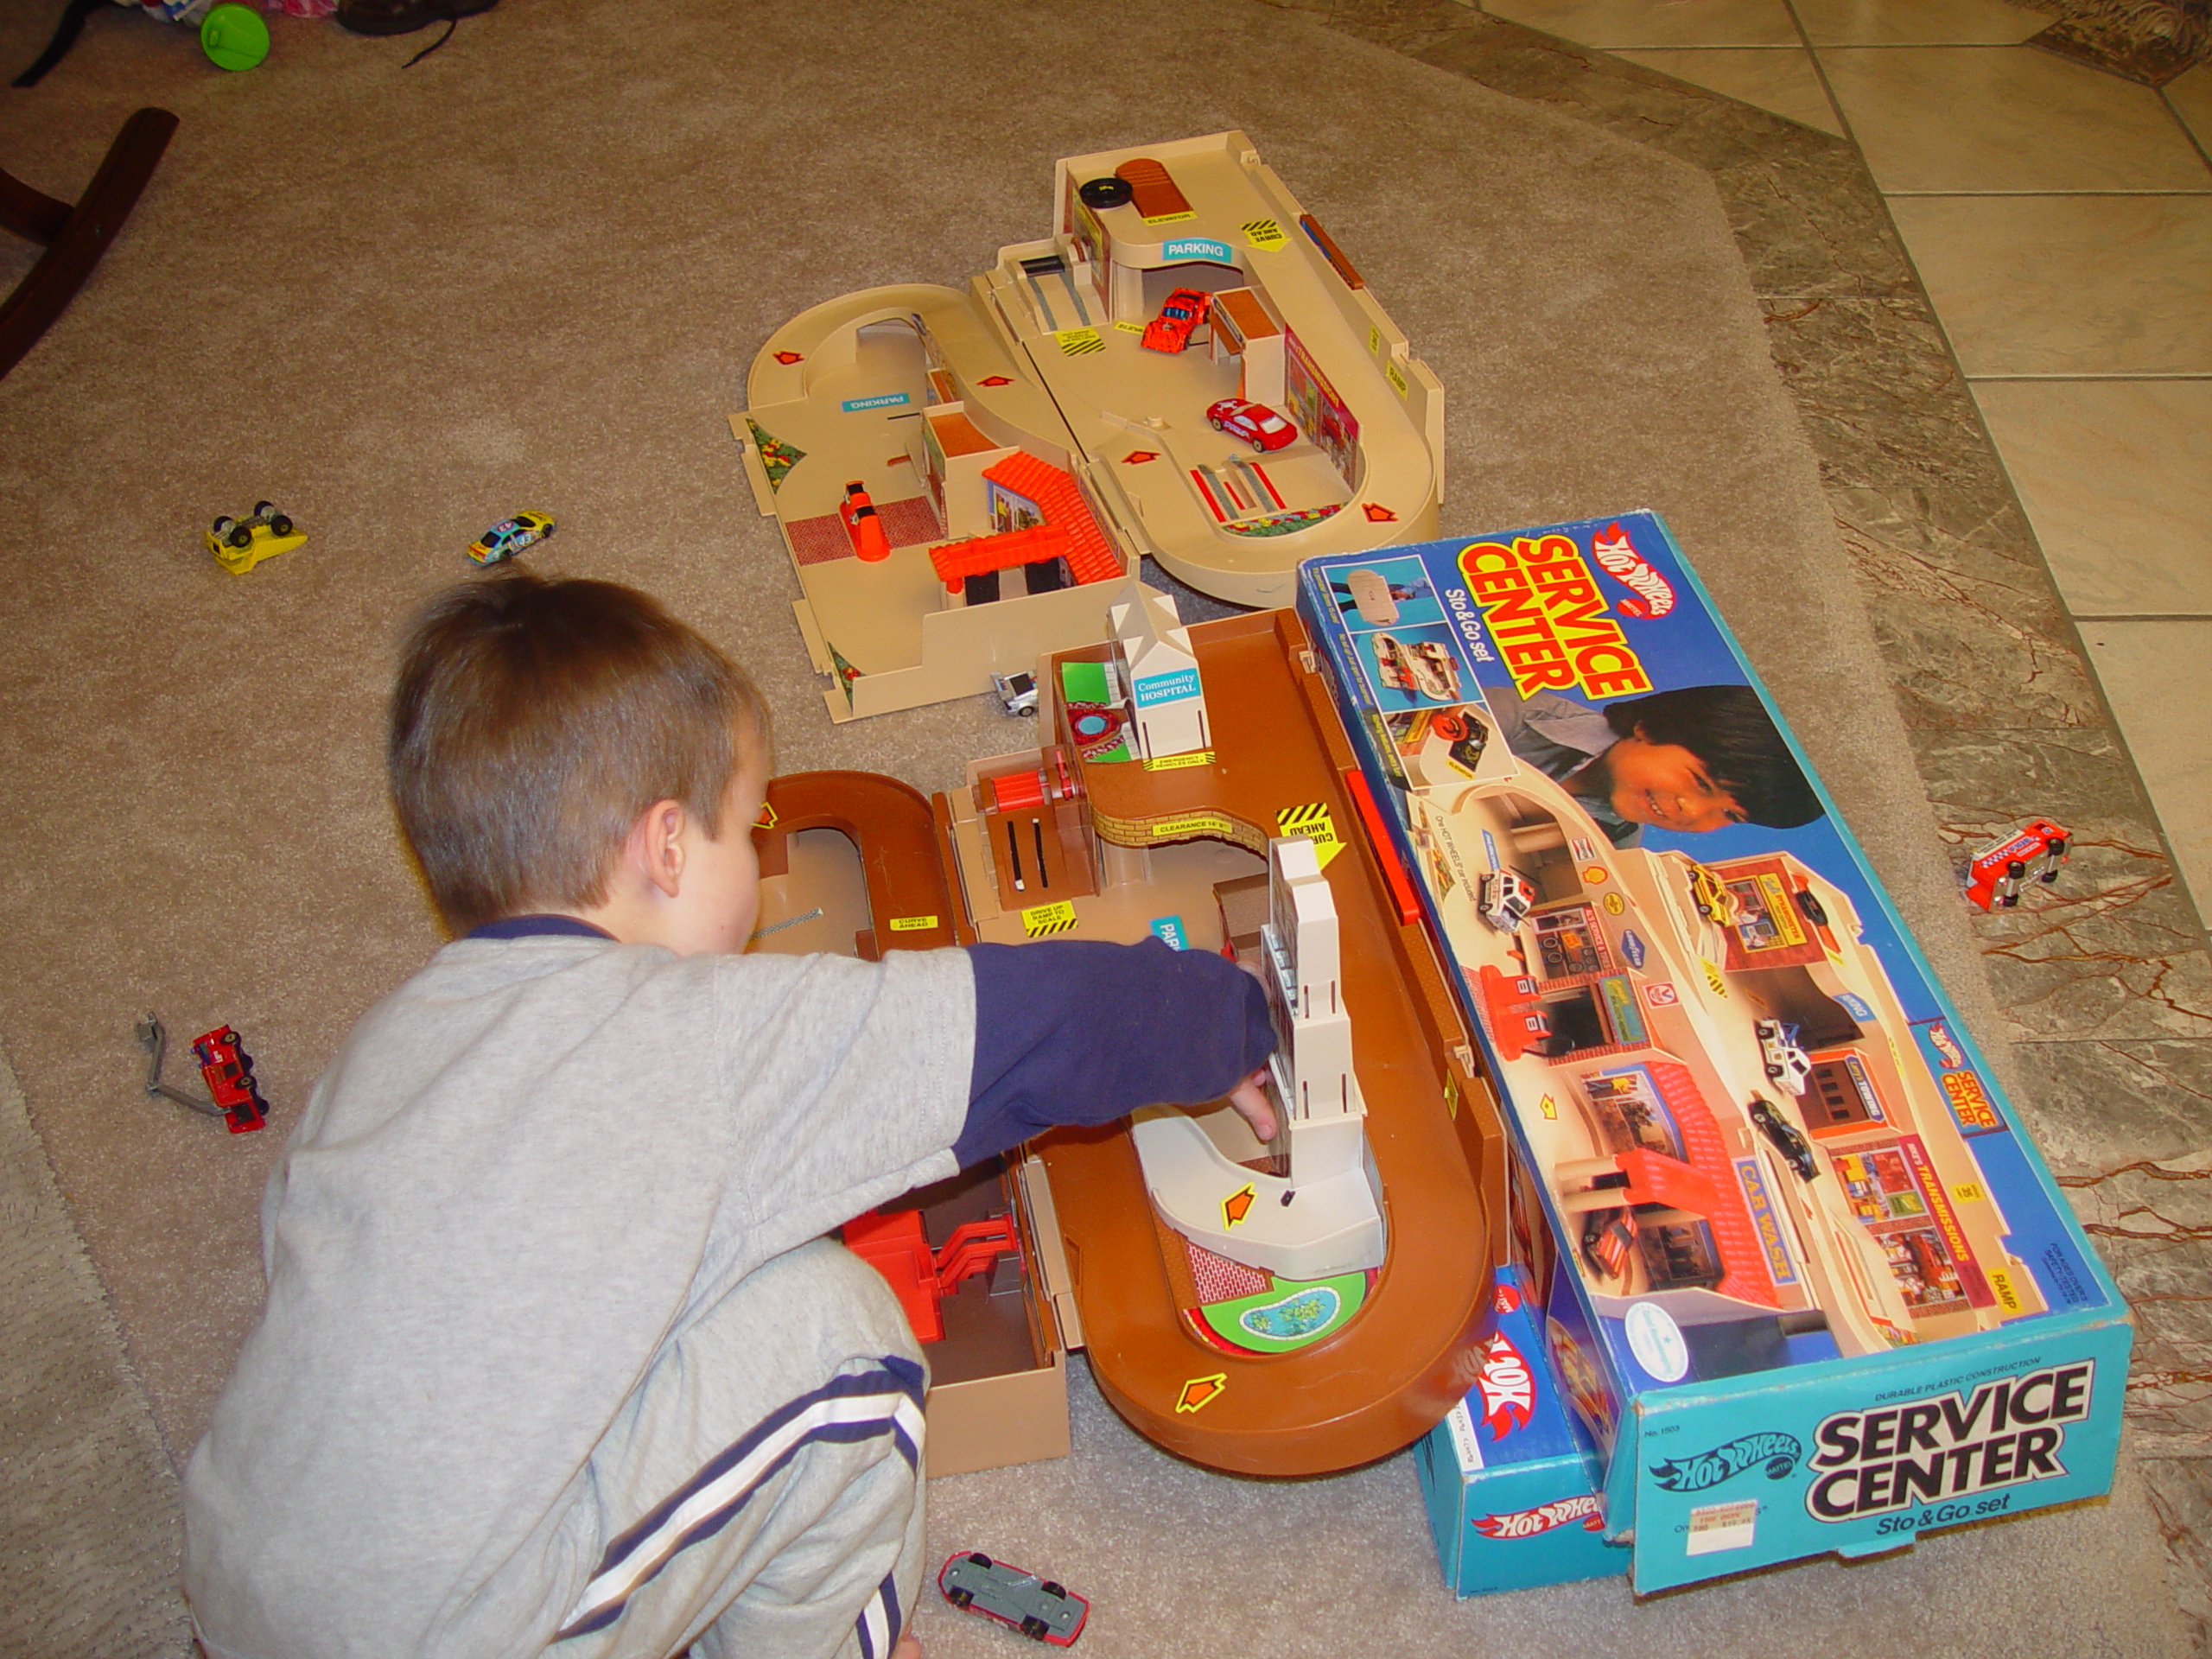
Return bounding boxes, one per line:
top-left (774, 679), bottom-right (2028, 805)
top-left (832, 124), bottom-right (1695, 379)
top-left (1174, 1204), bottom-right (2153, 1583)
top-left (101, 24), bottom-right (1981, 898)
top-left (966, 1552), bottom-right (994, 1568)
top-left (1078, 175), bottom-right (1133, 210)
top-left (268, 513), bottom-right (294, 538)
top-left (229, 524), bottom-right (255, 549)
top-left (1765, 1063), bottom-right (1783, 1078)
top-left (1039, 1581), bottom-right (1065, 1599)
top-left (1020, 1616), bottom-right (1051, 1641)
top-left (212, 516), bottom-right (237, 539)
top-left (946, 1587), bottom-right (973, 1610)
top-left (1795, 889), bottom-right (1828, 927)
top-left (253, 500), bottom-right (276, 519)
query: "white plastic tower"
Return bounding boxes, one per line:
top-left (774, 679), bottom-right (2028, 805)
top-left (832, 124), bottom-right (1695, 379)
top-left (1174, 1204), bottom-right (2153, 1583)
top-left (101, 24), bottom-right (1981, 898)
top-left (1131, 836), bottom-right (1387, 1281)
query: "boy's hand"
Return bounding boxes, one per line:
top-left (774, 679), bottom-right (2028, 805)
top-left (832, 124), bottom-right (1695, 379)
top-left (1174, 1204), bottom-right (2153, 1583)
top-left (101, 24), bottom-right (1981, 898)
top-left (1226, 1068), bottom-right (1277, 1143)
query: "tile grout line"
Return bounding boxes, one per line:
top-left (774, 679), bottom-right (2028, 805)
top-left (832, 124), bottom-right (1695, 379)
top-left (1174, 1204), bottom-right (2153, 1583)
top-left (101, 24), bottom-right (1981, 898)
top-left (1885, 188), bottom-right (2212, 197)
top-left (1968, 371), bottom-right (2212, 382)
top-left (2067, 613), bottom-right (2212, 623)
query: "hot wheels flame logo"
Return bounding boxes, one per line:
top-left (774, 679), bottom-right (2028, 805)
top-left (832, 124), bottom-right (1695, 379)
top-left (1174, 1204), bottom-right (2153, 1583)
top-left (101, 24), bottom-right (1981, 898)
top-left (1592, 521), bottom-right (1676, 620)
top-left (1477, 1332), bottom-right (1536, 1438)
top-left (1493, 1280), bottom-right (1523, 1315)
top-left (1473, 1494), bottom-right (1604, 1538)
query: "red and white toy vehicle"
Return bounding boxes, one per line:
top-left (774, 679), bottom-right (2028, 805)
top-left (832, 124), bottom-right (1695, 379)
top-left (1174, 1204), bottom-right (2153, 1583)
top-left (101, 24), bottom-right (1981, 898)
top-left (1205, 397), bottom-right (1297, 452)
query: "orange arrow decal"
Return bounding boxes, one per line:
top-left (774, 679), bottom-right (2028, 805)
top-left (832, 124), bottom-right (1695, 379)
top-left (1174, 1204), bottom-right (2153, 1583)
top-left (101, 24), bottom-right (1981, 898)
top-left (1221, 1184), bottom-right (1256, 1229)
top-left (979, 375), bottom-right (1012, 387)
top-left (1176, 1373), bottom-right (1228, 1414)
top-left (1363, 502), bottom-right (1398, 522)
top-left (772, 350), bottom-right (804, 365)
top-left (1122, 449), bottom-right (1160, 464)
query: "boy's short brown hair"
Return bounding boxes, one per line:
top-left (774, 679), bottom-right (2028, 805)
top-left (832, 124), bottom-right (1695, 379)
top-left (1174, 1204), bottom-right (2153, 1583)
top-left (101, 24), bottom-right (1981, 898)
top-left (389, 569), bottom-right (768, 934)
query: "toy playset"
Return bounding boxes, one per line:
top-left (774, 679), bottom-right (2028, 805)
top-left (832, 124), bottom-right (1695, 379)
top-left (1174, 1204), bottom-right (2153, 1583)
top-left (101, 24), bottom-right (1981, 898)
top-left (1416, 1264), bottom-right (1625, 1597)
top-left (748, 607), bottom-right (1507, 1478)
top-left (1299, 516), bottom-right (2130, 1592)
top-left (732, 131), bottom-right (1445, 722)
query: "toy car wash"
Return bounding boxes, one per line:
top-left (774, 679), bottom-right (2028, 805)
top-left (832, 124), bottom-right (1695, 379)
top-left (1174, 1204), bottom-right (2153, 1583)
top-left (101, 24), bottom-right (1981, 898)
top-left (1300, 516), bottom-right (2129, 1592)
top-left (938, 1552), bottom-right (1088, 1646)
top-left (206, 500), bottom-right (304, 575)
top-left (749, 591), bottom-right (1505, 1478)
top-left (733, 130), bottom-right (1445, 722)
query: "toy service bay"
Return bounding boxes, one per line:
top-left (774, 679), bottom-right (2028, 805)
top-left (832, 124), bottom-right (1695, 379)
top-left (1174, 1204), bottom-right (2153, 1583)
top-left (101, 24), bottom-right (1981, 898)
top-left (747, 593), bottom-right (1505, 1479)
top-left (733, 131), bottom-right (1444, 721)
top-left (1300, 514), bottom-right (2129, 1592)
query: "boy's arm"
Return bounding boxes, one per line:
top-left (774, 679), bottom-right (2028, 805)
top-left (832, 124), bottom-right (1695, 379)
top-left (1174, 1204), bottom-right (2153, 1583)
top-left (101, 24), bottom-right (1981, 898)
top-left (954, 937), bottom-right (1274, 1167)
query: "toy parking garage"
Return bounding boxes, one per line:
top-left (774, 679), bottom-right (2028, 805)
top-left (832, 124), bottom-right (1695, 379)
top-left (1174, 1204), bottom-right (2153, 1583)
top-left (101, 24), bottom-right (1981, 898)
top-left (734, 131), bottom-right (1443, 721)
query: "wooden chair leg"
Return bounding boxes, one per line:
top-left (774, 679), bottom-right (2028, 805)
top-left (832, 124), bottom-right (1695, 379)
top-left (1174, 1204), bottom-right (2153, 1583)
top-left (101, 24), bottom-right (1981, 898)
top-left (0, 105), bottom-right (179, 382)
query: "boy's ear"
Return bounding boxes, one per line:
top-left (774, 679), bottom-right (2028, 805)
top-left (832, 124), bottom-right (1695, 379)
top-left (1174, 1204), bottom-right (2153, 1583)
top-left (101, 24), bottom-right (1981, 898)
top-left (632, 799), bottom-right (688, 899)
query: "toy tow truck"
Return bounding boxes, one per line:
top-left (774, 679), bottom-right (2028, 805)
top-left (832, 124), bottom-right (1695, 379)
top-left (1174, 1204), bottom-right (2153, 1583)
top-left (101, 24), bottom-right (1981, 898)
top-left (136, 1014), bottom-right (269, 1133)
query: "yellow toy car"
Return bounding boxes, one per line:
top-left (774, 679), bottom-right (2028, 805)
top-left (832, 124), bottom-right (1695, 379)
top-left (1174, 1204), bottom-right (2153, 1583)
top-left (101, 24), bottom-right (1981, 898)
top-left (467, 511), bottom-right (556, 565)
top-left (1688, 865), bottom-right (1739, 925)
top-left (207, 501), bottom-right (306, 575)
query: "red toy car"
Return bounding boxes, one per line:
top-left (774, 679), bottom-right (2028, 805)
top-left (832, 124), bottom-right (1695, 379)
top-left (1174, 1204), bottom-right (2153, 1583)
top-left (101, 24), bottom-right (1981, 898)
top-left (939, 1551), bottom-right (1088, 1646)
top-left (1141, 287), bottom-right (1211, 353)
top-left (1205, 397), bottom-right (1296, 452)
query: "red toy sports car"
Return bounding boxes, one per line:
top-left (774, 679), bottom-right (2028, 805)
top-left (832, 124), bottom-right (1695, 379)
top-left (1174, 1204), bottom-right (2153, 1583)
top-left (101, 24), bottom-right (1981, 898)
top-left (1141, 287), bottom-right (1211, 353)
top-left (1205, 397), bottom-right (1296, 452)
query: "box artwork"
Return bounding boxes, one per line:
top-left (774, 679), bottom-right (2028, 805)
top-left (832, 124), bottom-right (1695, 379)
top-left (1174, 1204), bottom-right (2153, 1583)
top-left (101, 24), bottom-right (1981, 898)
top-left (1300, 513), bottom-right (2130, 1592)
top-left (1416, 1264), bottom-right (1626, 1597)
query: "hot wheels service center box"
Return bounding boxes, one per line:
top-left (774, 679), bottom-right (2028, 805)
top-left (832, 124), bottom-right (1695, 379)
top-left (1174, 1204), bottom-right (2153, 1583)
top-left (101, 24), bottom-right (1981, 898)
top-left (1299, 514), bottom-right (2129, 1592)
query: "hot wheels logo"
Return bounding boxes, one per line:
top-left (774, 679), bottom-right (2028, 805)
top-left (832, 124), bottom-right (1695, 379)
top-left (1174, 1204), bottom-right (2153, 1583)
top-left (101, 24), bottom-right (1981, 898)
top-left (1477, 1332), bottom-right (1536, 1438)
top-left (1592, 522), bottom-right (1676, 620)
top-left (1473, 1494), bottom-right (1604, 1539)
top-left (1649, 1431), bottom-right (1802, 1492)
top-left (1492, 1280), bottom-right (1523, 1315)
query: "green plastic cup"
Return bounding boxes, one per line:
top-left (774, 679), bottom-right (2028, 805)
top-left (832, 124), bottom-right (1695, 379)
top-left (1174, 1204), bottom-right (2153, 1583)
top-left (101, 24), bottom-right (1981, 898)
top-left (201, 3), bottom-right (270, 72)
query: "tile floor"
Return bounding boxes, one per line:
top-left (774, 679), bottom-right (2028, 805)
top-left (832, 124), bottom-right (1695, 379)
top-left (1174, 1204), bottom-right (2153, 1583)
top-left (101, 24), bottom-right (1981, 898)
top-left (1480, 0), bottom-right (2212, 938)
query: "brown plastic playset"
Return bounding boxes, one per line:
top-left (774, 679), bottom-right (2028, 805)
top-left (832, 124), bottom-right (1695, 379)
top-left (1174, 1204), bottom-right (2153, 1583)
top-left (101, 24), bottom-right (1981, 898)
top-left (748, 606), bottom-right (1504, 1478)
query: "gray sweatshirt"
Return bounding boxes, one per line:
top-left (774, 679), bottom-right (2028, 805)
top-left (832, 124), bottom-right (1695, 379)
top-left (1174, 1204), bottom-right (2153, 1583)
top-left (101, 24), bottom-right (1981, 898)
top-left (182, 935), bottom-right (974, 1659)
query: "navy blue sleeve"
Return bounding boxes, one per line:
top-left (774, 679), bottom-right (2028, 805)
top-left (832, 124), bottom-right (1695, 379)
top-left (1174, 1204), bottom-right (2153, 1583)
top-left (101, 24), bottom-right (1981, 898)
top-left (954, 938), bottom-right (1275, 1168)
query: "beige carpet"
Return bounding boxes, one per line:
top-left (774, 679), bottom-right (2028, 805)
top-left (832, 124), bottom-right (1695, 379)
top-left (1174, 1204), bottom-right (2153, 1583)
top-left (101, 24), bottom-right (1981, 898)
top-left (0, 1), bottom-right (2189, 1654)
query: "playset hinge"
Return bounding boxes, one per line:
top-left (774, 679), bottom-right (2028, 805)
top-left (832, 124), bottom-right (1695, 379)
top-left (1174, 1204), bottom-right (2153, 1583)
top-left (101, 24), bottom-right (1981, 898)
top-left (1018, 1154), bottom-right (1086, 1352)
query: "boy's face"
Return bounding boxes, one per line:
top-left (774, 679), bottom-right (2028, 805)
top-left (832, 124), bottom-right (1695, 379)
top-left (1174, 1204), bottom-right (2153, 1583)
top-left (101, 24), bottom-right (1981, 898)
top-left (670, 747), bottom-right (770, 957)
top-left (1604, 726), bottom-right (1748, 834)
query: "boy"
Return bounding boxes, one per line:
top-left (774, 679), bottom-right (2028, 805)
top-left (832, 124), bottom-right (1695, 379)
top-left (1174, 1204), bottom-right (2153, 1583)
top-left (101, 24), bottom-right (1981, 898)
top-left (1487, 683), bottom-right (1821, 848)
top-left (182, 570), bottom-right (1276, 1659)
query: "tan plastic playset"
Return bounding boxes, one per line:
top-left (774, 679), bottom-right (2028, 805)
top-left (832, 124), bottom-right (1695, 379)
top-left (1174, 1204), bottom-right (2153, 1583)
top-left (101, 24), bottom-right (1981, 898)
top-left (733, 131), bottom-right (1445, 722)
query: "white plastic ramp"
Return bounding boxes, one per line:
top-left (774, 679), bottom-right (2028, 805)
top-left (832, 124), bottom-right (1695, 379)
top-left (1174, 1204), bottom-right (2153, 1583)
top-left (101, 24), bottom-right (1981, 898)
top-left (1133, 1110), bottom-right (1385, 1283)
